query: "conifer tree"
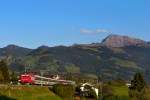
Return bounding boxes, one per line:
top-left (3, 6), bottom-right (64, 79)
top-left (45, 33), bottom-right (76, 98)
top-left (131, 73), bottom-right (145, 92)
top-left (129, 73), bottom-right (146, 100)
top-left (10, 71), bottom-right (18, 82)
top-left (0, 60), bottom-right (10, 83)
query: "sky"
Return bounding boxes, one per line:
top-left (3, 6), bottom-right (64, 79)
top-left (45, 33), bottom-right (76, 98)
top-left (0, 0), bottom-right (150, 48)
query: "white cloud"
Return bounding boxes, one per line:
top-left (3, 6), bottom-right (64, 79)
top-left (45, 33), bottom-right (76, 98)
top-left (80, 28), bottom-right (110, 34)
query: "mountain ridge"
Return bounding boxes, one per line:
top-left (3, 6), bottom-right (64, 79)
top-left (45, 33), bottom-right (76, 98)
top-left (0, 34), bottom-right (149, 50)
top-left (0, 34), bottom-right (150, 82)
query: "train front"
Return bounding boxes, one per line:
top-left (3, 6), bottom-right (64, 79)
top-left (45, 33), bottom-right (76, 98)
top-left (19, 74), bottom-right (35, 84)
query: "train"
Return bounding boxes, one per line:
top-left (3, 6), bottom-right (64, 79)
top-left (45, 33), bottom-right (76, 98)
top-left (18, 73), bottom-right (75, 86)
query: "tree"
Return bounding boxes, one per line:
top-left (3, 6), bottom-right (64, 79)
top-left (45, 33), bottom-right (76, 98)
top-left (129, 72), bottom-right (146, 100)
top-left (10, 72), bottom-right (18, 83)
top-left (0, 60), bottom-right (10, 83)
top-left (0, 71), bottom-right (4, 82)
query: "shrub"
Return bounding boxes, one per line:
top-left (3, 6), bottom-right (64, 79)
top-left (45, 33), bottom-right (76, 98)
top-left (102, 85), bottom-right (114, 97)
top-left (52, 84), bottom-right (75, 100)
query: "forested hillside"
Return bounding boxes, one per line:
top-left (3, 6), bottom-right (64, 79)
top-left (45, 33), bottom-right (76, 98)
top-left (0, 35), bottom-right (150, 82)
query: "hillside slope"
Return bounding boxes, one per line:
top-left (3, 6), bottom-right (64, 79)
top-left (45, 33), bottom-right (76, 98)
top-left (0, 34), bottom-right (150, 82)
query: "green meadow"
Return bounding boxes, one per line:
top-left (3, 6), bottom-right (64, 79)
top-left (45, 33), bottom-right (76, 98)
top-left (110, 85), bottom-right (130, 100)
top-left (0, 85), bottom-right (61, 100)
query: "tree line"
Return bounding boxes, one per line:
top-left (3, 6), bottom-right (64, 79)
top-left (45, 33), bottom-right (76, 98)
top-left (0, 60), bottom-right (10, 83)
top-left (0, 60), bottom-right (18, 84)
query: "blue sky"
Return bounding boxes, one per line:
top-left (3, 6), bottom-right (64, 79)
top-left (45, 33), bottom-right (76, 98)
top-left (0, 0), bottom-right (149, 48)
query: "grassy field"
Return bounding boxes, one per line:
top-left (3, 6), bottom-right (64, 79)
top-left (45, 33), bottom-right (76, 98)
top-left (0, 85), bottom-right (62, 100)
top-left (111, 85), bottom-right (128, 96)
top-left (0, 84), bottom-right (131, 100)
top-left (109, 85), bottom-right (130, 100)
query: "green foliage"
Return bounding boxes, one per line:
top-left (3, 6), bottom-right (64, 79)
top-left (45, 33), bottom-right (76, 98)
top-left (131, 73), bottom-right (146, 92)
top-left (65, 64), bottom-right (80, 74)
top-left (23, 56), bottom-right (38, 67)
top-left (102, 84), bottom-right (114, 97)
top-left (52, 84), bottom-right (75, 100)
top-left (102, 85), bottom-right (119, 100)
top-left (0, 60), bottom-right (10, 83)
top-left (45, 59), bottom-right (59, 72)
top-left (23, 55), bottom-right (59, 72)
top-left (129, 73), bottom-right (147, 100)
top-left (0, 95), bottom-right (16, 100)
top-left (10, 72), bottom-right (18, 83)
top-left (102, 82), bottom-right (130, 100)
top-left (128, 87), bottom-right (150, 100)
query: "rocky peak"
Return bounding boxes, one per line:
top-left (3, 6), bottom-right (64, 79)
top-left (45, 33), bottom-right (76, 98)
top-left (101, 34), bottom-right (146, 47)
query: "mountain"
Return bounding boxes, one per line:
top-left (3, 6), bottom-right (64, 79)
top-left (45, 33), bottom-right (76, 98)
top-left (0, 35), bottom-right (150, 82)
top-left (0, 45), bottom-right (32, 57)
top-left (101, 34), bottom-right (146, 47)
top-left (27, 44), bottom-right (150, 81)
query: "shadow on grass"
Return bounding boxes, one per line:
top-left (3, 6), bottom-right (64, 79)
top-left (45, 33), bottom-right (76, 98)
top-left (0, 95), bottom-right (16, 100)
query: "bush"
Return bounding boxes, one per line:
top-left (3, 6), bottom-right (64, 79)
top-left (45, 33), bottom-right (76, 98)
top-left (102, 85), bottom-right (114, 97)
top-left (52, 84), bottom-right (75, 100)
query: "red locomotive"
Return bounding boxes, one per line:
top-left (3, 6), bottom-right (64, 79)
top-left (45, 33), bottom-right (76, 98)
top-left (19, 73), bottom-right (35, 84)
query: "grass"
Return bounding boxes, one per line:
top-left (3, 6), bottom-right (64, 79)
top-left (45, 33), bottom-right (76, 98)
top-left (111, 85), bottom-right (129, 96)
top-left (0, 85), bottom-right (62, 100)
top-left (110, 85), bottom-right (130, 100)
top-left (0, 84), bottom-right (131, 100)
